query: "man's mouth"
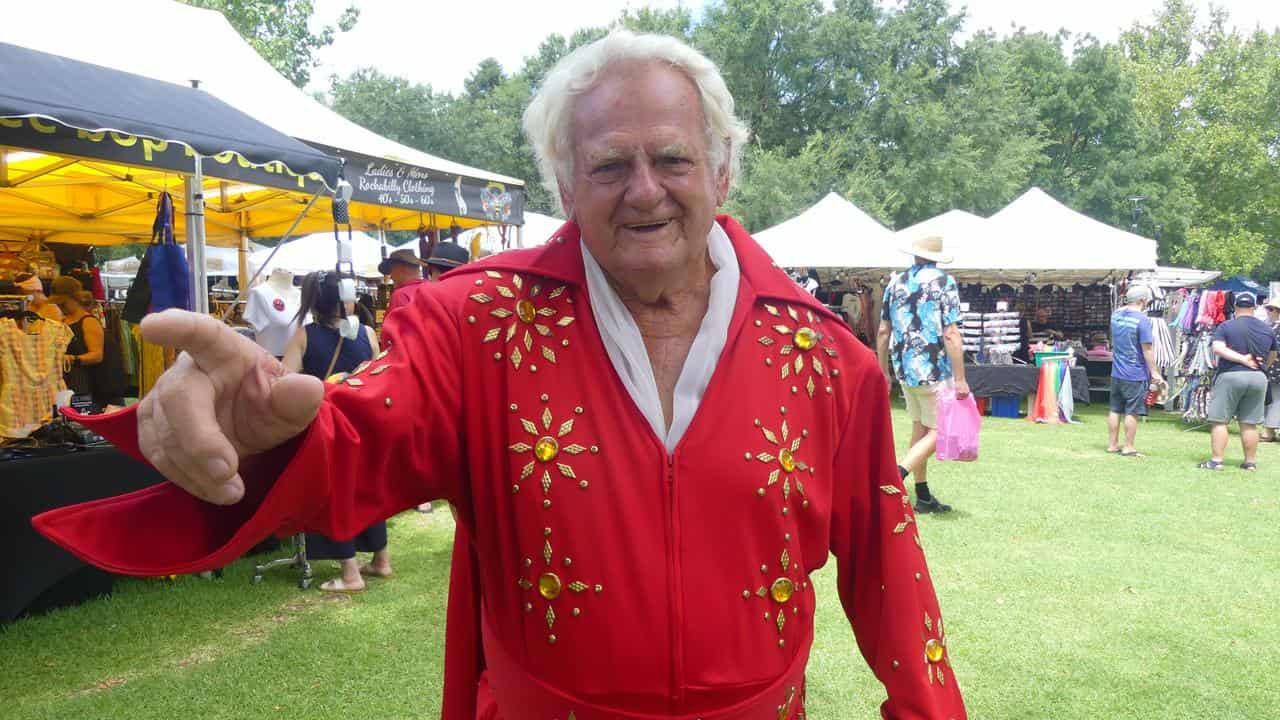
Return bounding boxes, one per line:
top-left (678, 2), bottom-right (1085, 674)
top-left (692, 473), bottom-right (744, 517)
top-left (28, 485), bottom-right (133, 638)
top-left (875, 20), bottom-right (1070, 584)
top-left (623, 220), bottom-right (672, 233)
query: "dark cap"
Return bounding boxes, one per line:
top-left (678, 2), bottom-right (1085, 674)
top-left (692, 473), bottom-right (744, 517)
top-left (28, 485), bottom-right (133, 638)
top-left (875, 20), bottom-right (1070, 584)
top-left (426, 242), bottom-right (470, 271)
top-left (1235, 291), bottom-right (1257, 308)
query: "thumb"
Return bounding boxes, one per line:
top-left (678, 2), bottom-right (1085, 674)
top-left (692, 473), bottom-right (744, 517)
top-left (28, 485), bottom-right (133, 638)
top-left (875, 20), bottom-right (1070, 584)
top-left (268, 373), bottom-right (325, 434)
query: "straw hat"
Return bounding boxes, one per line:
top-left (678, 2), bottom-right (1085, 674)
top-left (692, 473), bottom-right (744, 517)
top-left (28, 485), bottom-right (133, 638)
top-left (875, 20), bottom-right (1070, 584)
top-left (901, 235), bottom-right (953, 264)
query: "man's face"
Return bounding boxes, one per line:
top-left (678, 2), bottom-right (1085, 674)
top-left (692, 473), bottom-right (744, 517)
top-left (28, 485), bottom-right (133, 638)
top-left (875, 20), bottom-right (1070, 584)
top-left (388, 262), bottom-right (420, 287)
top-left (1035, 307), bottom-right (1051, 323)
top-left (561, 62), bottom-right (729, 284)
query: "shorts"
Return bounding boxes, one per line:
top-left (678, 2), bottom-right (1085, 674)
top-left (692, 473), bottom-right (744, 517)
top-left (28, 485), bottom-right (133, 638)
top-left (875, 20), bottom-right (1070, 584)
top-left (903, 384), bottom-right (939, 429)
top-left (1109, 378), bottom-right (1149, 417)
top-left (1207, 371), bottom-right (1267, 425)
top-left (1267, 381), bottom-right (1280, 429)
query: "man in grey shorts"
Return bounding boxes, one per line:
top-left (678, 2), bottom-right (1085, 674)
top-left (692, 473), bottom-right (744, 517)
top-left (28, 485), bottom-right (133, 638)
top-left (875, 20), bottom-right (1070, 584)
top-left (1199, 291), bottom-right (1279, 471)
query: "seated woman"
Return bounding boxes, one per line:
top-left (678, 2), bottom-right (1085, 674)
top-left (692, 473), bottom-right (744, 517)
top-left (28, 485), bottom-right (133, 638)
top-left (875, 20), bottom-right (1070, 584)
top-left (281, 271), bottom-right (392, 593)
top-left (51, 276), bottom-right (125, 410)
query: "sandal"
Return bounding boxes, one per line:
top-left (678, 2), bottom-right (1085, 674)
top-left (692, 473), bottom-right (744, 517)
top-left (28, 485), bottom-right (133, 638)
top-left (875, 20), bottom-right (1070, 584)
top-left (1105, 447), bottom-right (1121, 454)
top-left (1197, 460), bottom-right (1225, 471)
top-left (319, 577), bottom-right (366, 594)
top-left (1240, 462), bottom-right (1258, 472)
top-left (1119, 450), bottom-right (1145, 458)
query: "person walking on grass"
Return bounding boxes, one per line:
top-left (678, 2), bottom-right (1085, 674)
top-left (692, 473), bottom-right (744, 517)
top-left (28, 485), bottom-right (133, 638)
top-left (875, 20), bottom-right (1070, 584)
top-left (1198, 291), bottom-right (1278, 472)
top-left (877, 235), bottom-right (969, 514)
top-left (1106, 285), bottom-right (1164, 457)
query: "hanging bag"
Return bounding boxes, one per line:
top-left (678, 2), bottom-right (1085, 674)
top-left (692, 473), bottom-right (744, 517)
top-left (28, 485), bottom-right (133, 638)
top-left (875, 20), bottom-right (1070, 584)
top-left (146, 192), bottom-right (191, 313)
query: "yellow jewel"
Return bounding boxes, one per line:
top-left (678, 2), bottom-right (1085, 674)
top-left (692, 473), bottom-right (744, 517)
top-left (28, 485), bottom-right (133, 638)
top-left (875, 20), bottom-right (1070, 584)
top-left (925, 638), bottom-right (945, 663)
top-left (770, 577), bottom-right (795, 603)
top-left (793, 327), bottom-right (818, 351)
top-left (778, 447), bottom-right (796, 473)
top-left (534, 436), bottom-right (560, 463)
top-left (538, 572), bottom-right (562, 600)
top-left (517, 299), bottom-right (537, 324)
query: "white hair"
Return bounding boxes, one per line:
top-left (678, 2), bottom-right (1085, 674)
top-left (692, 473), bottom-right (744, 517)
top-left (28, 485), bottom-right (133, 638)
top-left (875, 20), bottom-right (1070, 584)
top-left (522, 30), bottom-right (751, 214)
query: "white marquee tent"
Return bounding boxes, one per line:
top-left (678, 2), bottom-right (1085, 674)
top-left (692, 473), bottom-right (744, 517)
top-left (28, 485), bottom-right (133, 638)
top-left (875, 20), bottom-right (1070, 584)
top-left (251, 232), bottom-right (385, 279)
top-left (397, 212), bottom-right (566, 257)
top-left (754, 192), bottom-right (898, 269)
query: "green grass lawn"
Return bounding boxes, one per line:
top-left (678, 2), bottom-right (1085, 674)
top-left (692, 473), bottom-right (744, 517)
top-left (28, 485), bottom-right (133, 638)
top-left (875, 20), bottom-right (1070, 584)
top-left (3, 403), bottom-right (1277, 719)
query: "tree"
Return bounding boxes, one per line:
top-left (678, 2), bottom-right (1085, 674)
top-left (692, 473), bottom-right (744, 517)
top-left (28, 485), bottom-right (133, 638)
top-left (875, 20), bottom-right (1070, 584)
top-left (183, 0), bottom-right (358, 87)
top-left (465, 59), bottom-right (506, 100)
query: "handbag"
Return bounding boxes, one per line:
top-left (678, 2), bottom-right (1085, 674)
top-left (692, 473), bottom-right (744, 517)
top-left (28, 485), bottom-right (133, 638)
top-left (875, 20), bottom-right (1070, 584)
top-left (146, 192), bottom-right (191, 313)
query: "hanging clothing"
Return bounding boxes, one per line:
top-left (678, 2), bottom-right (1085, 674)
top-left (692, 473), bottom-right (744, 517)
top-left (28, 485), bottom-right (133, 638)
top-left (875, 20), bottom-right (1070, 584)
top-left (0, 318), bottom-right (72, 437)
top-left (135, 324), bottom-right (167, 398)
top-left (244, 283), bottom-right (301, 357)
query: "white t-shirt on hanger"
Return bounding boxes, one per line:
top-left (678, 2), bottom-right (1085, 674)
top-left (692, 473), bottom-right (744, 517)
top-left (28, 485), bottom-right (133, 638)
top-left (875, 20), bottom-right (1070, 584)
top-left (244, 283), bottom-right (301, 357)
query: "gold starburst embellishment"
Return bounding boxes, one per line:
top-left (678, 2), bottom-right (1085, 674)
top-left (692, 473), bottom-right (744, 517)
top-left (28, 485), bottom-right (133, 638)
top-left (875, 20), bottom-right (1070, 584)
top-left (517, 528), bottom-right (602, 645)
top-left (470, 272), bottom-right (575, 372)
top-left (748, 410), bottom-right (810, 513)
top-left (508, 401), bottom-right (592, 502)
top-left (757, 304), bottom-right (839, 398)
top-left (922, 612), bottom-right (951, 686)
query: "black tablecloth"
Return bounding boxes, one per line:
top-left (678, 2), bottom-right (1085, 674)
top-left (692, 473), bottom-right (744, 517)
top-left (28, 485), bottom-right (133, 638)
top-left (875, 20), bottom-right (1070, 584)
top-left (1, 447), bottom-right (163, 623)
top-left (965, 364), bottom-right (1091, 404)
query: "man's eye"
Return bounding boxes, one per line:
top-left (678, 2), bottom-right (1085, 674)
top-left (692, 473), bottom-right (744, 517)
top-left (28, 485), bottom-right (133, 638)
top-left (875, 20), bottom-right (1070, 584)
top-left (589, 162), bottom-right (625, 182)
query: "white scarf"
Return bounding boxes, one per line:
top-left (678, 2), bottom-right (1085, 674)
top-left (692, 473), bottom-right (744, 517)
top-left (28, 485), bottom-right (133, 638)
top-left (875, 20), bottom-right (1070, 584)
top-left (580, 223), bottom-right (741, 452)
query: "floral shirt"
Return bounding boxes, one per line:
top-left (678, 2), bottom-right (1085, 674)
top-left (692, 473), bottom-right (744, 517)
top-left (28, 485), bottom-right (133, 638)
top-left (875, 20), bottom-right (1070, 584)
top-left (881, 263), bottom-right (961, 387)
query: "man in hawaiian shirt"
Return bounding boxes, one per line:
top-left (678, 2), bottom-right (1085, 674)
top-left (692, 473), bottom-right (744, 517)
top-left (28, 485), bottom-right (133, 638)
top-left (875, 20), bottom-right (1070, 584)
top-left (877, 235), bottom-right (969, 513)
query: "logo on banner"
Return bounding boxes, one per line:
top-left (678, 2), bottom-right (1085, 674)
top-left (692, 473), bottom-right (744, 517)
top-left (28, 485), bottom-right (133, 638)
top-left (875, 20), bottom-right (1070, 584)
top-left (481, 183), bottom-right (512, 222)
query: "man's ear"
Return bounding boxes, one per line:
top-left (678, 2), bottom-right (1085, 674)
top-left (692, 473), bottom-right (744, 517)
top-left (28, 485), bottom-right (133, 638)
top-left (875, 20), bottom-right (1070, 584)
top-left (558, 180), bottom-right (576, 220)
top-left (714, 142), bottom-right (732, 207)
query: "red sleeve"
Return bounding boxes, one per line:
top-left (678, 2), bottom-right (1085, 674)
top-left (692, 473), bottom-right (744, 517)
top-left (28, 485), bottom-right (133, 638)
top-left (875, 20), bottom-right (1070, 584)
top-left (33, 283), bottom-right (466, 577)
top-left (828, 360), bottom-right (967, 719)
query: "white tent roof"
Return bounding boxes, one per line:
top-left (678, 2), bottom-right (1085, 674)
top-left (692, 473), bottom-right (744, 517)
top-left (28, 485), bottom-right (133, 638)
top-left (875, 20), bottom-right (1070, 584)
top-left (754, 193), bottom-right (898, 269)
top-left (1132, 266), bottom-right (1221, 288)
top-left (983, 188), bottom-right (1158, 273)
top-left (396, 212), bottom-right (566, 257)
top-left (0, 0), bottom-right (521, 188)
top-left (895, 209), bottom-right (988, 268)
top-left (251, 232), bottom-right (385, 279)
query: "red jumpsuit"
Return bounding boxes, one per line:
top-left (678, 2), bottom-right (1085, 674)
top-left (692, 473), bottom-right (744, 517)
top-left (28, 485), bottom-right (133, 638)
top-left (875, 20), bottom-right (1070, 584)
top-left (36, 217), bottom-right (967, 720)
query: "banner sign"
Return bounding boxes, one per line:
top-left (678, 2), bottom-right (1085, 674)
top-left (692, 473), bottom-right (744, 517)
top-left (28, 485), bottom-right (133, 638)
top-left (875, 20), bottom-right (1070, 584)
top-left (333, 149), bottom-right (526, 226)
top-left (1, 116), bottom-right (331, 195)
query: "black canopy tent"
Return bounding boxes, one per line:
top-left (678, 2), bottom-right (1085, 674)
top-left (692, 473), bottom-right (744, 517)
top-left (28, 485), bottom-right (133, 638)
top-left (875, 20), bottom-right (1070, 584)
top-left (0, 41), bottom-right (343, 310)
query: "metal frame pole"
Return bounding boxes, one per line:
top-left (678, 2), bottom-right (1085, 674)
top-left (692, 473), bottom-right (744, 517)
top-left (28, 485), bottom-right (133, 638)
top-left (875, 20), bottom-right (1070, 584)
top-left (184, 154), bottom-right (209, 314)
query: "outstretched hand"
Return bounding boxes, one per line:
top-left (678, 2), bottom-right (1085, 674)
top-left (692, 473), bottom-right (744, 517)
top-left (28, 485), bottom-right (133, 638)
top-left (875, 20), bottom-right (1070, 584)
top-left (136, 310), bottom-right (325, 505)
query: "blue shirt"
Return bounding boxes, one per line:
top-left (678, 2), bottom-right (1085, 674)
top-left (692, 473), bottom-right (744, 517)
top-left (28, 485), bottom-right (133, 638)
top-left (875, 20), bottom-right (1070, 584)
top-left (1212, 316), bottom-right (1278, 376)
top-left (881, 264), bottom-right (961, 386)
top-left (1110, 307), bottom-right (1153, 382)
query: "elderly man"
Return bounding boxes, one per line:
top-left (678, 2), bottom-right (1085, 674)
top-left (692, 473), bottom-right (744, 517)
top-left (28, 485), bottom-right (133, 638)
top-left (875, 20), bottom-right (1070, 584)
top-left (37, 32), bottom-right (966, 720)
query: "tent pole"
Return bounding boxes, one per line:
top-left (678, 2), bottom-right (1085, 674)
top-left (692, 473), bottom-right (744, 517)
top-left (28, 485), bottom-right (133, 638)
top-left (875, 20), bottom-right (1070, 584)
top-left (238, 226), bottom-right (250, 295)
top-left (184, 156), bottom-right (209, 314)
top-left (517, 223), bottom-right (524, 249)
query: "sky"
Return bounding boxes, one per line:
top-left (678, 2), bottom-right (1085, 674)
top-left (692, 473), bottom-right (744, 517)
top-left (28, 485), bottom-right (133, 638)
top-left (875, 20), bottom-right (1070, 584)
top-left (309, 0), bottom-right (1280, 95)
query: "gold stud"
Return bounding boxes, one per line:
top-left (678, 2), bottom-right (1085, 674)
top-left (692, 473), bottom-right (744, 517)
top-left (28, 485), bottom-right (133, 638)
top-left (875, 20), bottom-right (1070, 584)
top-left (579, 480), bottom-right (588, 489)
top-left (802, 500), bottom-right (809, 508)
top-left (544, 527), bottom-right (552, 537)
top-left (832, 369), bottom-right (840, 377)
top-left (494, 352), bottom-right (502, 360)
top-left (754, 419), bottom-right (762, 427)
top-left (510, 403), bottom-right (519, 412)
top-left (594, 584), bottom-right (603, 593)
top-left (562, 339), bottom-right (570, 347)
top-left (782, 507), bottom-right (789, 516)
top-left (778, 638), bottom-right (785, 648)
top-left (575, 406), bottom-right (584, 415)
top-left (384, 397), bottom-right (392, 408)
top-left (915, 572), bottom-right (922, 581)
top-left (474, 279), bottom-right (483, 286)
top-left (541, 394), bottom-right (549, 402)
top-left (780, 406), bottom-right (787, 415)
top-left (590, 445), bottom-right (599, 454)
top-left (757, 488), bottom-right (766, 497)
top-left (802, 430), bottom-right (809, 438)
top-left (742, 590), bottom-right (750, 599)
top-left (825, 386), bottom-right (833, 394)
top-left (892, 660), bottom-right (900, 670)
top-left (530, 364), bottom-right (539, 373)
top-left (760, 564), bottom-right (768, 573)
top-left (784, 533), bottom-right (791, 542)
top-left (754, 319), bottom-right (763, 327)
top-left (525, 602), bottom-right (533, 612)
top-left (548, 634), bottom-right (557, 644)
top-left (543, 499), bottom-right (552, 509)
top-left (791, 386), bottom-right (798, 394)
top-left (765, 358), bottom-right (773, 366)
top-left (512, 484), bottom-right (520, 493)
top-left (524, 558), bottom-right (532, 567)
top-left (467, 315), bottom-right (476, 324)
top-left (572, 608), bottom-right (581, 617)
top-left (745, 452), bottom-right (752, 461)
top-left (563, 557), bottom-right (573, 567)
